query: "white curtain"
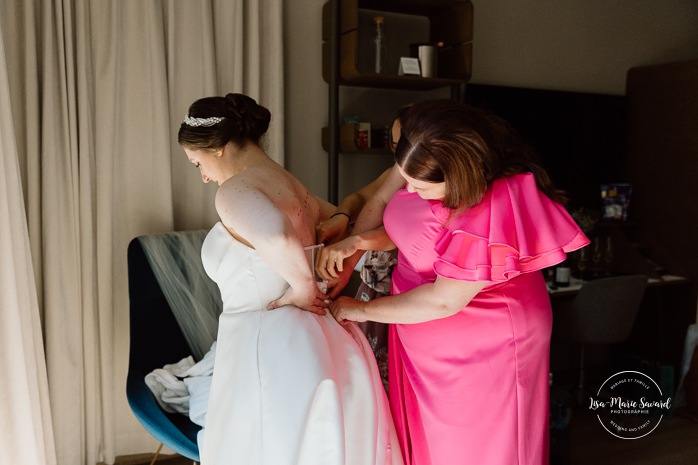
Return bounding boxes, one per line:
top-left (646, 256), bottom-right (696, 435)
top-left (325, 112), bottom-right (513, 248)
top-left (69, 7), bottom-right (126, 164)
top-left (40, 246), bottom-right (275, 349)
top-left (0, 0), bottom-right (284, 464)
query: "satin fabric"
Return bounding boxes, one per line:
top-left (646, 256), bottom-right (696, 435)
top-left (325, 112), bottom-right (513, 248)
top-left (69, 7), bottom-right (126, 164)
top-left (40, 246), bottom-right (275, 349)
top-left (384, 173), bottom-right (589, 465)
top-left (200, 222), bottom-right (404, 465)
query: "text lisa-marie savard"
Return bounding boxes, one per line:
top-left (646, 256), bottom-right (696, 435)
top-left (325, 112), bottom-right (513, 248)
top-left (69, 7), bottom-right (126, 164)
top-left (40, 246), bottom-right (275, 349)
top-left (589, 397), bottom-right (672, 412)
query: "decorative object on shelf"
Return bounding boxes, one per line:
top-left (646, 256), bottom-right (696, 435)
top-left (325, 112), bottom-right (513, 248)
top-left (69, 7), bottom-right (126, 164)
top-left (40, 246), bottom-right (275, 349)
top-left (356, 122), bottom-right (371, 149)
top-left (321, 122), bottom-right (393, 153)
top-left (397, 57), bottom-right (420, 76)
top-left (604, 236), bottom-right (614, 269)
top-left (576, 246), bottom-right (588, 280)
top-left (322, 0), bottom-right (473, 203)
top-left (600, 183), bottom-right (633, 221)
top-left (417, 44), bottom-right (437, 77)
top-left (371, 16), bottom-right (388, 74)
top-left (570, 207), bottom-right (599, 236)
top-left (591, 237), bottom-right (603, 269)
top-left (321, 0), bottom-right (473, 87)
top-left (554, 259), bottom-right (571, 288)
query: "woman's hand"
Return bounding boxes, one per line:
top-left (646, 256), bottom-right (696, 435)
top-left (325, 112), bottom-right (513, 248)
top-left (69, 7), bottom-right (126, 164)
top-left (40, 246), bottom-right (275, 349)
top-left (315, 235), bottom-right (360, 280)
top-left (267, 284), bottom-right (330, 316)
top-left (329, 296), bottom-right (367, 325)
top-left (324, 267), bottom-right (354, 300)
top-left (316, 213), bottom-right (351, 246)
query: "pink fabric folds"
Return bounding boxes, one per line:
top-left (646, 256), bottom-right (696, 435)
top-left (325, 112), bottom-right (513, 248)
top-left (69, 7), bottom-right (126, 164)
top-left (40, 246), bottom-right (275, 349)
top-left (433, 173), bottom-right (589, 282)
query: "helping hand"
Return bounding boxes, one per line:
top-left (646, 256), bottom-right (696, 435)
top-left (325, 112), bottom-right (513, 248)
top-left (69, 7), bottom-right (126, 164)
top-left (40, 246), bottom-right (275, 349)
top-left (324, 267), bottom-right (355, 300)
top-left (316, 214), bottom-right (350, 246)
top-left (315, 236), bottom-right (359, 281)
top-left (329, 296), bottom-right (367, 325)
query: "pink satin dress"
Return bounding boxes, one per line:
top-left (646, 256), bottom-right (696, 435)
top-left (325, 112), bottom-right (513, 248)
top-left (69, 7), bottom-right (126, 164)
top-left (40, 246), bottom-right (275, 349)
top-left (383, 173), bottom-right (589, 465)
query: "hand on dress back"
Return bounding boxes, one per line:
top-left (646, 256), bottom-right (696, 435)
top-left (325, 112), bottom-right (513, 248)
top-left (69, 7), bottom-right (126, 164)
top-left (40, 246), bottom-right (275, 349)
top-left (267, 285), bottom-right (330, 316)
top-left (316, 214), bottom-right (351, 246)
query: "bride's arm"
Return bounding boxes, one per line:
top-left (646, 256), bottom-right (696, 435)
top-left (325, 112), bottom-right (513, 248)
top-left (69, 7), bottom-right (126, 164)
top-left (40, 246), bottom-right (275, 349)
top-left (215, 183), bottom-right (328, 314)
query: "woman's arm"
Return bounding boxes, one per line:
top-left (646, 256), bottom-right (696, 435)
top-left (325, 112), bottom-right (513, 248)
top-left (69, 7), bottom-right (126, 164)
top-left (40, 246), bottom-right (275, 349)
top-left (315, 226), bottom-right (395, 280)
top-left (316, 167), bottom-right (392, 245)
top-left (215, 182), bottom-right (328, 314)
top-left (351, 164), bottom-right (403, 235)
top-left (317, 164), bottom-right (404, 297)
top-left (330, 276), bottom-right (487, 325)
top-left (315, 194), bottom-right (337, 223)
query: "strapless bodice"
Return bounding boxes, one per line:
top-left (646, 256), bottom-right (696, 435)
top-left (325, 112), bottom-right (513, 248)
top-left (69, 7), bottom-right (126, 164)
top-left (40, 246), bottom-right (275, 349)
top-left (197, 222), bottom-right (403, 465)
top-left (201, 222), bottom-right (289, 314)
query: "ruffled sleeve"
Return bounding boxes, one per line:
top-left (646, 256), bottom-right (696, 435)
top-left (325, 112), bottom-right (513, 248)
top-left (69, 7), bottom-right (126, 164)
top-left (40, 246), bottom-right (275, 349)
top-left (433, 173), bottom-right (589, 282)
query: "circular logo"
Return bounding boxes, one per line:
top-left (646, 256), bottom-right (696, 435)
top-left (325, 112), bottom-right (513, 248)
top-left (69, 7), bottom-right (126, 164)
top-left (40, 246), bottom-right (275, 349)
top-left (588, 370), bottom-right (672, 439)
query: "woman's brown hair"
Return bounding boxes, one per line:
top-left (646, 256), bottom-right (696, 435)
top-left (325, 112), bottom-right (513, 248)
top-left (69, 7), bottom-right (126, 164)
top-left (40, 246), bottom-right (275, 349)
top-left (394, 99), bottom-right (566, 212)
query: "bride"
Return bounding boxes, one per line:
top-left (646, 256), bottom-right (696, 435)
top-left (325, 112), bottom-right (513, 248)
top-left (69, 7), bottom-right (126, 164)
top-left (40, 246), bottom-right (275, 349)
top-left (178, 93), bottom-right (403, 465)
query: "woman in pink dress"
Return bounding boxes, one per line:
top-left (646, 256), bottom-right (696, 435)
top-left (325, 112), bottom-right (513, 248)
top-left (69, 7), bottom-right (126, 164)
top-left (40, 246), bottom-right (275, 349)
top-left (325, 100), bottom-right (589, 464)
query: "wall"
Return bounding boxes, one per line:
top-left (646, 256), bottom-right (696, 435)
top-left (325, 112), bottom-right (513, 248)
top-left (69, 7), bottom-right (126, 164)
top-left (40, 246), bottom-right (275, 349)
top-left (284, 0), bottom-right (698, 199)
top-left (471, 0), bottom-right (698, 95)
top-left (284, 0), bottom-right (330, 197)
top-left (624, 60), bottom-right (698, 327)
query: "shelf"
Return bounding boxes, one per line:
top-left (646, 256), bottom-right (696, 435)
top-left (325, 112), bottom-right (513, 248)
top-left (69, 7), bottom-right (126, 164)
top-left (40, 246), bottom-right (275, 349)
top-left (321, 125), bottom-right (392, 154)
top-left (322, 56), bottom-right (471, 89)
top-left (322, 0), bottom-right (472, 88)
top-left (323, 0), bottom-right (473, 202)
top-left (322, 0), bottom-right (473, 44)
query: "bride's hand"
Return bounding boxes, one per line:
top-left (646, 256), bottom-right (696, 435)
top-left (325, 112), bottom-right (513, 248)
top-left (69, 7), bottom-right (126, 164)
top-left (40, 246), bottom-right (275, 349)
top-left (315, 236), bottom-right (360, 280)
top-left (267, 285), bottom-right (330, 316)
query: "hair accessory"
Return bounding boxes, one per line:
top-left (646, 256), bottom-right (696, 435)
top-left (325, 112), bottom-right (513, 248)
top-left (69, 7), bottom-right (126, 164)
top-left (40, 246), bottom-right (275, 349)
top-left (183, 115), bottom-right (225, 127)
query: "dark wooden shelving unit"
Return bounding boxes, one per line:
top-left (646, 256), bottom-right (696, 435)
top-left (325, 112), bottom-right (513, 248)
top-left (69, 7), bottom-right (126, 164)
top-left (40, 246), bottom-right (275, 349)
top-left (322, 0), bottom-right (473, 203)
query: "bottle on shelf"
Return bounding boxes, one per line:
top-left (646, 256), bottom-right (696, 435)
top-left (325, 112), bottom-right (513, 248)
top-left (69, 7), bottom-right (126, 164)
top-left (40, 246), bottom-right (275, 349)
top-left (577, 247), bottom-right (588, 281)
top-left (554, 259), bottom-right (571, 288)
top-left (372, 16), bottom-right (388, 74)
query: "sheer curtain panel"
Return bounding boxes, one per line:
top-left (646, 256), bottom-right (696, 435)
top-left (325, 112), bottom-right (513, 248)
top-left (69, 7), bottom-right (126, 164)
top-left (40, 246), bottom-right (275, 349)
top-left (0, 17), bottom-right (57, 465)
top-left (0, 0), bottom-right (284, 463)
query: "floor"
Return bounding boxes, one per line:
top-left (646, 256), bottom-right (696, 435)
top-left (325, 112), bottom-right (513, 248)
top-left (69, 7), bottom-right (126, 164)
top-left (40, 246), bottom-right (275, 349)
top-left (554, 403), bottom-right (698, 465)
top-left (550, 358), bottom-right (698, 465)
top-left (115, 408), bottom-right (698, 465)
top-left (114, 365), bottom-right (698, 465)
top-left (104, 452), bottom-right (192, 465)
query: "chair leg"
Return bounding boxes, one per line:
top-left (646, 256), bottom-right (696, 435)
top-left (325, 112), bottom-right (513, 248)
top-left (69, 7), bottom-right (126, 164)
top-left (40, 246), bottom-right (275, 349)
top-left (149, 443), bottom-right (164, 465)
top-left (575, 345), bottom-right (586, 405)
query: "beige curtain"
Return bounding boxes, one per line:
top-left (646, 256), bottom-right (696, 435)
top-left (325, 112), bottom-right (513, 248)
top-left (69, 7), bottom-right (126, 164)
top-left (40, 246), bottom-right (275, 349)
top-left (0, 15), bottom-right (57, 465)
top-left (0, 0), bottom-right (284, 464)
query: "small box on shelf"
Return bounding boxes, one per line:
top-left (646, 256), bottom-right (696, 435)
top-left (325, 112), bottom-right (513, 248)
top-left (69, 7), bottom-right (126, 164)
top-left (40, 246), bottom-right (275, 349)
top-left (356, 122), bottom-right (371, 149)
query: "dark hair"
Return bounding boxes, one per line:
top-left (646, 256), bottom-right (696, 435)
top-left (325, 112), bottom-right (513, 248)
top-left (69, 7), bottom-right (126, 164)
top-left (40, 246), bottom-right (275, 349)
top-left (394, 99), bottom-right (566, 212)
top-left (177, 93), bottom-right (271, 151)
top-left (388, 104), bottom-right (412, 154)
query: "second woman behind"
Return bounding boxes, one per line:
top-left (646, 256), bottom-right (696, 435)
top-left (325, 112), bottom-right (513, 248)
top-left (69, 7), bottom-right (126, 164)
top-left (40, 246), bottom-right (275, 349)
top-left (178, 93), bottom-right (403, 465)
top-left (324, 99), bottom-right (590, 464)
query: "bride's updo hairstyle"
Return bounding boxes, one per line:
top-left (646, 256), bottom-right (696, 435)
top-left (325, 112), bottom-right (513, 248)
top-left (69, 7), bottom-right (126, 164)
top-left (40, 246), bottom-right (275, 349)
top-left (394, 99), bottom-right (565, 213)
top-left (178, 93), bottom-right (271, 152)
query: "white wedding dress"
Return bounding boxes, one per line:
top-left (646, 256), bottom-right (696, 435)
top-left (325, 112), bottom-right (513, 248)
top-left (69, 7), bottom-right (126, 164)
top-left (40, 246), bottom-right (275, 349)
top-left (200, 222), bottom-right (403, 465)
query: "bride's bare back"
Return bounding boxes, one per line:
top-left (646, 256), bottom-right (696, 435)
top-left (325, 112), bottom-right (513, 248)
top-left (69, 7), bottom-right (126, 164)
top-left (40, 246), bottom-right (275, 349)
top-left (216, 157), bottom-right (320, 249)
